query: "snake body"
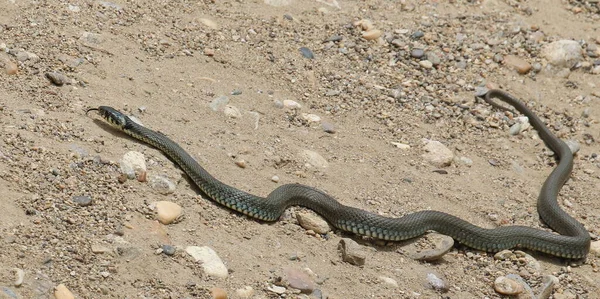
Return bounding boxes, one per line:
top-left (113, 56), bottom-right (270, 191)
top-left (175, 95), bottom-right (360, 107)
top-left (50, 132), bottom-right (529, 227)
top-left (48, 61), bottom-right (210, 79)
top-left (88, 89), bottom-right (590, 258)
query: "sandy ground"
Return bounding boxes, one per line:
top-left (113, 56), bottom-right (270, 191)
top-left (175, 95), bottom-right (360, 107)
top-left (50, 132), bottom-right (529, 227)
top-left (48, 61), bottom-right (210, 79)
top-left (1, 0), bottom-right (600, 298)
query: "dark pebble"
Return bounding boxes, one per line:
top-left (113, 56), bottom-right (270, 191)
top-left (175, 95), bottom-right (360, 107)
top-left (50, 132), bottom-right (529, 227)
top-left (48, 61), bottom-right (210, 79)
top-left (72, 195), bottom-right (93, 207)
top-left (299, 47), bottom-right (315, 59)
top-left (162, 245), bottom-right (176, 256)
top-left (231, 89), bottom-right (242, 95)
top-left (412, 31), bottom-right (424, 39)
top-left (411, 48), bottom-right (425, 58)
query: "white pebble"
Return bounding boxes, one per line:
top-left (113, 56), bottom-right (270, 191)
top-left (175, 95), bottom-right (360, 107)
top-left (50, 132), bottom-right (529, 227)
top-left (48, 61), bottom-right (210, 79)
top-left (271, 175), bottom-right (280, 182)
top-left (120, 151), bottom-right (146, 179)
top-left (494, 276), bottom-right (524, 295)
top-left (267, 285), bottom-right (286, 294)
top-left (300, 149), bottom-right (328, 168)
top-left (185, 246), bottom-right (228, 278)
top-left (296, 211), bottom-right (331, 234)
top-left (223, 105), bottom-right (242, 118)
top-left (419, 60), bottom-right (433, 69)
top-left (283, 99), bottom-right (302, 109)
top-left (301, 113), bottom-right (321, 122)
top-left (379, 276), bottom-right (398, 288)
top-left (390, 142), bottom-right (410, 149)
top-left (149, 175), bottom-right (176, 195)
top-left (235, 286), bottom-right (255, 298)
top-left (13, 268), bottom-right (24, 287)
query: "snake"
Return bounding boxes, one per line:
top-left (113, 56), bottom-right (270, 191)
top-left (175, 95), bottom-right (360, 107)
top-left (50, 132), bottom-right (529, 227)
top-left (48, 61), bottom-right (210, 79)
top-left (87, 89), bottom-right (590, 259)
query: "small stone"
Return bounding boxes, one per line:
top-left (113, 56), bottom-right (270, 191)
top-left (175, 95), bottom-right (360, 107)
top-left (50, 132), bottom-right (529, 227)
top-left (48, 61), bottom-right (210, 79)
top-left (296, 211), bottom-right (331, 234)
top-left (379, 276), bottom-right (398, 288)
top-left (301, 113), bottom-right (321, 122)
top-left (271, 175), bottom-right (279, 183)
top-left (149, 175), bottom-right (176, 195)
top-left (590, 240), bottom-right (600, 257)
top-left (362, 29), bottom-right (383, 40)
top-left (54, 284), bottom-right (75, 299)
top-left (235, 159), bottom-right (247, 168)
top-left (199, 18), bottom-right (218, 29)
top-left (283, 99), bottom-right (302, 109)
top-left (204, 48), bottom-right (215, 56)
top-left (391, 142), bottom-right (410, 149)
top-left (45, 72), bottom-right (71, 86)
top-left (210, 96), bottom-right (230, 111)
top-left (426, 273), bottom-right (447, 292)
top-left (211, 288), bottom-right (227, 299)
top-left (161, 245), bottom-right (176, 256)
top-left (422, 140), bottom-right (454, 167)
top-left (186, 246), bottom-right (228, 278)
top-left (267, 285), bottom-right (286, 294)
top-left (419, 60), bottom-right (433, 69)
top-left (153, 201), bottom-right (183, 224)
top-left (426, 52), bottom-right (442, 65)
top-left (322, 122), bottom-right (336, 133)
top-left (538, 275), bottom-right (559, 299)
top-left (542, 40), bottom-right (583, 68)
top-left (120, 151), bottom-right (146, 179)
top-left (91, 244), bottom-right (111, 254)
top-left (407, 233), bottom-right (454, 261)
top-left (300, 150), bottom-right (328, 168)
top-left (299, 47), bottom-right (315, 59)
top-left (494, 249), bottom-right (515, 260)
top-left (284, 267), bottom-right (316, 293)
top-left (223, 105), bottom-right (242, 118)
top-left (494, 276), bottom-right (524, 295)
top-left (13, 268), bottom-right (24, 287)
top-left (235, 286), bottom-right (254, 298)
top-left (504, 55), bottom-right (532, 74)
top-left (3, 59), bottom-right (18, 75)
top-left (565, 140), bottom-right (580, 154)
top-left (354, 19), bottom-right (374, 31)
top-left (72, 195), bottom-right (93, 207)
top-left (514, 250), bottom-right (541, 271)
top-left (338, 238), bottom-right (367, 266)
top-left (410, 48), bottom-right (424, 58)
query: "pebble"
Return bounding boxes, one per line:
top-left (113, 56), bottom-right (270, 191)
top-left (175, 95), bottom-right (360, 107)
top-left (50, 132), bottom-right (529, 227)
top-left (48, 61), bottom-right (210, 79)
top-left (91, 244), bottom-right (111, 254)
top-left (419, 60), bottom-right (433, 69)
top-left (542, 40), bottom-right (583, 68)
top-left (391, 142), bottom-right (410, 150)
top-left (235, 286), bottom-right (254, 298)
top-left (210, 96), bottom-right (230, 111)
top-left (426, 52), bottom-right (441, 65)
top-left (493, 249), bottom-right (515, 260)
top-left (299, 47), bottom-right (315, 59)
top-left (13, 268), bottom-right (24, 287)
top-left (493, 276), bottom-right (523, 295)
top-left (321, 122), bottom-right (336, 133)
top-left (426, 273), bottom-right (447, 292)
top-left (338, 238), bottom-right (367, 266)
top-left (149, 175), bottom-right (176, 195)
top-left (410, 48), bottom-right (424, 58)
top-left (362, 29), bottom-right (383, 40)
top-left (378, 276), bottom-right (398, 288)
top-left (72, 195), bottom-right (93, 207)
top-left (161, 245), bottom-right (176, 256)
top-left (54, 284), bottom-right (75, 299)
top-left (407, 233), bottom-right (454, 261)
top-left (211, 287), bottom-right (227, 299)
top-left (2, 58), bottom-right (18, 75)
top-left (538, 275), bottom-right (559, 299)
top-left (199, 18), bottom-right (218, 29)
top-left (270, 175), bottom-right (279, 182)
top-left (590, 240), bottom-right (600, 257)
top-left (422, 140), bottom-right (454, 167)
top-left (296, 211), bottom-right (331, 234)
top-left (152, 201), bottom-right (183, 224)
top-left (503, 55), bottom-right (532, 74)
top-left (45, 72), bottom-right (72, 86)
top-left (235, 159), bottom-right (247, 168)
top-left (267, 285), bottom-right (286, 294)
top-left (186, 246), bottom-right (228, 278)
top-left (284, 267), bottom-right (316, 293)
top-left (223, 105), bottom-right (242, 118)
top-left (120, 151), bottom-right (146, 179)
top-left (514, 250), bottom-right (541, 271)
top-left (283, 99), bottom-right (302, 109)
top-left (412, 31), bottom-right (424, 39)
top-left (300, 149), bottom-right (328, 168)
top-left (301, 113), bottom-right (321, 122)
top-left (565, 140), bottom-right (580, 154)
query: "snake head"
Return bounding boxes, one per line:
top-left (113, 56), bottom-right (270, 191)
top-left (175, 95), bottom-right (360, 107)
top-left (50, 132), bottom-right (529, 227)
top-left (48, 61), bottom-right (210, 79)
top-left (86, 106), bottom-right (128, 129)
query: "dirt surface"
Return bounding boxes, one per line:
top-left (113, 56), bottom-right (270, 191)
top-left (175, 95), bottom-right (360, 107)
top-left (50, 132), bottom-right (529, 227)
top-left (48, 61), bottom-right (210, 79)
top-left (1, 0), bottom-right (600, 298)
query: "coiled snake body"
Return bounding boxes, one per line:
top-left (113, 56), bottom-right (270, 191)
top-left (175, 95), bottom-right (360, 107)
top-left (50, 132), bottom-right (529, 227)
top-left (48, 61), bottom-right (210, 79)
top-left (88, 89), bottom-right (590, 258)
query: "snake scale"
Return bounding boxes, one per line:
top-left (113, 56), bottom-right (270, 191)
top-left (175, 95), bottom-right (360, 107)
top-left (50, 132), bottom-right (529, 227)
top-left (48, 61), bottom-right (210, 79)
top-left (88, 89), bottom-right (590, 259)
